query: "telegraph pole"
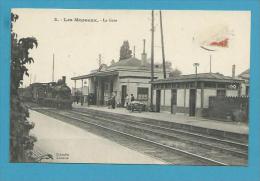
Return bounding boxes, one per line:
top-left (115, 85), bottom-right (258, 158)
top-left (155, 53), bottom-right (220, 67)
top-left (143, 39), bottom-right (146, 53)
top-left (193, 63), bottom-right (200, 88)
top-left (200, 46), bottom-right (215, 73)
top-left (193, 63), bottom-right (199, 75)
top-left (150, 10), bottom-right (155, 112)
top-left (98, 54), bottom-right (102, 67)
top-left (52, 54), bottom-right (55, 82)
top-left (160, 10), bottom-right (167, 107)
top-left (193, 63), bottom-right (199, 116)
top-left (30, 73), bottom-right (32, 85)
top-left (159, 10), bottom-right (166, 79)
top-left (209, 54), bottom-right (212, 73)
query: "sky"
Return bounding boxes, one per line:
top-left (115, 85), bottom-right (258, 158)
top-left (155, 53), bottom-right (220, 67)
top-left (12, 9), bottom-right (251, 88)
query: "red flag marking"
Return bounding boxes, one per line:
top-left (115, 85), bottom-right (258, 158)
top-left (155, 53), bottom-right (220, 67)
top-left (209, 38), bottom-right (229, 47)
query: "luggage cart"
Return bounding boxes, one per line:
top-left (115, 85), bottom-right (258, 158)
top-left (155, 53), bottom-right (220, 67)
top-left (127, 101), bottom-right (145, 113)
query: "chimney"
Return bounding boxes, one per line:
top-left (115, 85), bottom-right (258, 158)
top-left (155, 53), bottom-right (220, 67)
top-left (62, 76), bottom-right (66, 84)
top-left (141, 39), bottom-right (147, 65)
top-left (232, 64), bottom-right (236, 78)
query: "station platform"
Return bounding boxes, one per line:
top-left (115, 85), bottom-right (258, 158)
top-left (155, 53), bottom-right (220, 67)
top-left (73, 103), bottom-right (248, 136)
top-left (29, 110), bottom-right (165, 164)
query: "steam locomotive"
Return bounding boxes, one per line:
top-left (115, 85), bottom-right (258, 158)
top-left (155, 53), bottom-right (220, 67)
top-left (19, 76), bottom-right (73, 109)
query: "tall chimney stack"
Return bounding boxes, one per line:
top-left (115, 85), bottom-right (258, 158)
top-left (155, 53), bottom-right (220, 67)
top-left (232, 64), bottom-right (236, 78)
top-left (143, 39), bottom-right (146, 54)
top-left (133, 46), bottom-right (136, 57)
top-left (141, 39), bottom-right (147, 65)
top-left (62, 76), bottom-right (66, 84)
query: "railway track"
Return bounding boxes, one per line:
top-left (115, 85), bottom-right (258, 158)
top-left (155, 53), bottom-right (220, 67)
top-left (32, 107), bottom-right (247, 165)
top-left (73, 109), bottom-right (248, 154)
top-left (75, 108), bottom-right (248, 143)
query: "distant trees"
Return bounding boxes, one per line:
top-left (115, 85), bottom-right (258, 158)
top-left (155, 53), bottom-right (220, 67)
top-left (119, 40), bottom-right (132, 61)
top-left (10, 13), bottom-right (38, 162)
top-left (165, 61), bottom-right (172, 70)
top-left (156, 61), bottom-right (173, 70)
top-left (110, 59), bottom-right (115, 65)
top-left (156, 61), bottom-right (181, 77)
top-left (169, 68), bottom-right (182, 77)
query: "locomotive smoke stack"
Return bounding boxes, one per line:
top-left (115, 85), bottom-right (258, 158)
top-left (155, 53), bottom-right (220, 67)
top-left (232, 64), bottom-right (236, 78)
top-left (62, 76), bottom-right (66, 84)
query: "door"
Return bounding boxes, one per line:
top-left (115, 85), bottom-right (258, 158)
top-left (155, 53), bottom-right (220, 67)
top-left (189, 89), bottom-right (196, 116)
top-left (155, 90), bottom-right (161, 112)
top-left (110, 80), bottom-right (113, 96)
top-left (171, 89), bottom-right (177, 114)
top-left (121, 85), bottom-right (127, 106)
top-left (100, 81), bottom-right (105, 105)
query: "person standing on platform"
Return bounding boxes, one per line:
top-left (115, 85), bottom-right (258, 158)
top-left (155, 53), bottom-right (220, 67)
top-left (111, 92), bottom-right (116, 109)
top-left (86, 94), bottom-right (89, 107)
top-left (124, 94), bottom-right (129, 108)
top-left (81, 96), bottom-right (84, 106)
top-left (130, 94), bottom-right (135, 102)
top-left (76, 94), bottom-right (79, 104)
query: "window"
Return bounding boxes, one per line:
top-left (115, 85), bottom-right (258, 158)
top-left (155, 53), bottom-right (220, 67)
top-left (104, 83), bottom-right (109, 91)
top-left (204, 82), bottom-right (216, 88)
top-left (137, 87), bottom-right (149, 100)
top-left (217, 89), bottom-right (226, 97)
top-left (177, 83), bottom-right (186, 89)
top-left (166, 83), bottom-right (171, 89)
top-left (246, 86), bottom-right (249, 96)
top-left (217, 83), bottom-right (226, 88)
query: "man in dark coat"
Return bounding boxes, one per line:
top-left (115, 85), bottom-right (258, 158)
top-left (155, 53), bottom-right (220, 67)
top-left (130, 94), bottom-right (135, 102)
top-left (111, 93), bottom-right (116, 109)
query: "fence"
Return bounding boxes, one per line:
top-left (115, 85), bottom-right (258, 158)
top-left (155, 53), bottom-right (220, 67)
top-left (208, 96), bottom-right (249, 122)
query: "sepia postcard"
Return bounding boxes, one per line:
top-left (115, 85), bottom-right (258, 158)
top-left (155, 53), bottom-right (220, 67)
top-left (10, 8), bottom-right (250, 166)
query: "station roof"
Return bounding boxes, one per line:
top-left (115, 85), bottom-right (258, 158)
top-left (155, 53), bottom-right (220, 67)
top-left (108, 57), bottom-right (171, 71)
top-left (152, 73), bottom-right (244, 84)
top-left (237, 69), bottom-right (250, 80)
top-left (71, 70), bottom-right (118, 80)
top-left (30, 82), bottom-right (55, 87)
top-left (71, 56), bottom-right (170, 81)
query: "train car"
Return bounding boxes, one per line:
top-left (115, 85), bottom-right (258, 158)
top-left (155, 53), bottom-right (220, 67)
top-left (20, 76), bottom-right (73, 109)
top-left (31, 83), bottom-right (48, 103)
top-left (19, 86), bottom-right (33, 102)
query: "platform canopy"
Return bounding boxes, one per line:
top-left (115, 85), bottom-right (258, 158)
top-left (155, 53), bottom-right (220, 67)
top-left (151, 73), bottom-right (244, 84)
top-left (71, 70), bottom-right (118, 80)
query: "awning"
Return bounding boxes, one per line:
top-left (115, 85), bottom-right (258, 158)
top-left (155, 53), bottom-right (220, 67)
top-left (151, 73), bottom-right (244, 84)
top-left (71, 71), bottom-right (118, 80)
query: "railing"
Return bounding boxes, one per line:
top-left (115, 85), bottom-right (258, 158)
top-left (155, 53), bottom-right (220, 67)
top-left (208, 96), bottom-right (249, 122)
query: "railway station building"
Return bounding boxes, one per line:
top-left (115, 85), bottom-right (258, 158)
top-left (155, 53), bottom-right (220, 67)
top-left (71, 50), bottom-right (171, 106)
top-left (237, 69), bottom-right (249, 96)
top-left (151, 72), bottom-right (244, 117)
